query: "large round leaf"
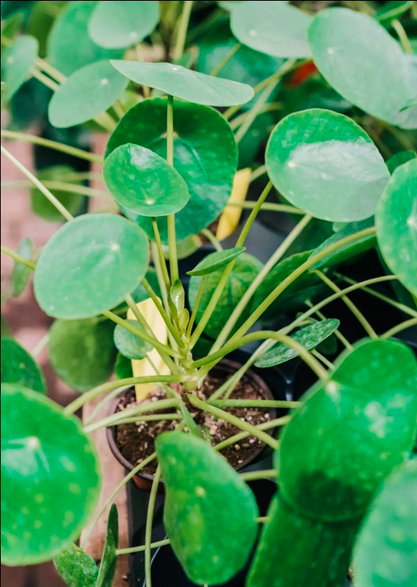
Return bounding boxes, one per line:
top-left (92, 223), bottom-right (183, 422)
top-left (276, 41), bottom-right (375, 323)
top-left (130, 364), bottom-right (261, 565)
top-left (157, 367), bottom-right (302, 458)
top-left (1, 338), bottom-right (46, 394)
top-left (48, 317), bottom-right (117, 392)
top-left (106, 98), bottom-right (238, 242)
top-left (1, 35), bottom-right (38, 103)
top-left (34, 214), bottom-right (149, 319)
top-left (266, 109), bottom-right (390, 222)
top-left (376, 159), bottom-right (417, 296)
top-left (31, 165), bottom-right (83, 221)
top-left (156, 431), bottom-right (259, 585)
top-left (110, 61), bottom-right (254, 106)
top-left (47, 1), bottom-right (123, 76)
top-left (308, 8), bottom-right (416, 129)
top-left (89, 1), bottom-right (159, 49)
top-left (103, 143), bottom-right (190, 216)
top-left (230, 0), bottom-right (312, 58)
top-left (48, 60), bottom-right (128, 128)
top-left (1, 385), bottom-right (101, 565)
top-left (188, 252), bottom-right (262, 339)
top-left (354, 461), bottom-right (417, 587)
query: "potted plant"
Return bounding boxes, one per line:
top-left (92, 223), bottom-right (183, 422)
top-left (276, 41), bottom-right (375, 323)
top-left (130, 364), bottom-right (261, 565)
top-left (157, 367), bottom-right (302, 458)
top-left (2, 1), bottom-right (417, 586)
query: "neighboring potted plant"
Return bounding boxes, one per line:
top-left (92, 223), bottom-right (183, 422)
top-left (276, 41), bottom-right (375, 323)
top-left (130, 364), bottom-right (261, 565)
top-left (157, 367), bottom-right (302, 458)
top-left (2, 1), bottom-right (417, 587)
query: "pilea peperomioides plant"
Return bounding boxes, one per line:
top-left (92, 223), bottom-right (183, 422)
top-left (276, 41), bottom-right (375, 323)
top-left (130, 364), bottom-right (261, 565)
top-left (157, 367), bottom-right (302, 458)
top-left (1, 1), bottom-right (417, 586)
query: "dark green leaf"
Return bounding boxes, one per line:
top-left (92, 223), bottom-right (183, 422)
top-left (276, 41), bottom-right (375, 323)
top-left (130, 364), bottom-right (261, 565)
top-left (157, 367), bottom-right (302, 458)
top-left (114, 352), bottom-right (132, 379)
top-left (34, 214), bottom-right (149, 319)
top-left (156, 431), bottom-right (259, 585)
top-left (48, 60), bottom-right (128, 128)
top-left (1, 338), bottom-right (46, 394)
top-left (375, 1), bottom-right (414, 25)
top-left (49, 317), bottom-right (117, 392)
top-left (11, 237), bottom-right (34, 297)
top-left (54, 544), bottom-right (98, 587)
top-left (96, 504), bottom-right (118, 587)
top-left (31, 165), bottom-right (83, 221)
top-left (187, 247), bottom-right (245, 276)
top-left (89, 1), bottom-right (159, 49)
top-left (1, 35), bottom-right (38, 103)
top-left (1, 12), bottom-right (25, 42)
top-left (103, 143), bottom-right (190, 216)
top-left (266, 109), bottom-right (390, 221)
top-left (386, 150), bottom-right (416, 174)
top-left (230, 0), bottom-right (311, 58)
top-left (254, 319), bottom-right (340, 368)
top-left (106, 98), bottom-right (237, 242)
top-left (113, 320), bottom-right (152, 360)
top-left (1, 384), bottom-right (101, 565)
top-left (376, 159), bottom-right (417, 295)
top-left (110, 61), bottom-right (254, 106)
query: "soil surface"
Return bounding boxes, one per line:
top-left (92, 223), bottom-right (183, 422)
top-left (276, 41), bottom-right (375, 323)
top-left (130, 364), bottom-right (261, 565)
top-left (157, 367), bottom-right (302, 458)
top-left (114, 371), bottom-right (275, 475)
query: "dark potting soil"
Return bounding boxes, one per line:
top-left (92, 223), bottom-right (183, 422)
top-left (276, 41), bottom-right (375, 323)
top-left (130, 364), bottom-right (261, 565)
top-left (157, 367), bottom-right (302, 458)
top-left (114, 373), bottom-right (274, 475)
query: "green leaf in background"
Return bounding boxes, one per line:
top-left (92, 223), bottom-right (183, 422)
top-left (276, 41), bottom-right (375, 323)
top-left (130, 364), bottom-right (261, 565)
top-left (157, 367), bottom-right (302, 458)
top-left (114, 353), bottom-right (133, 379)
top-left (48, 317), bottom-right (117, 392)
top-left (31, 165), bottom-right (83, 221)
top-left (113, 320), bottom-right (152, 360)
top-left (103, 143), bottom-right (190, 216)
top-left (54, 544), bottom-right (98, 587)
top-left (375, 0), bottom-right (415, 25)
top-left (47, 1), bottom-right (124, 76)
top-left (110, 61), bottom-right (254, 107)
top-left (376, 159), bottom-right (417, 296)
top-left (189, 253), bottom-right (262, 338)
top-left (308, 8), bottom-right (416, 129)
top-left (34, 214), bottom-right (149, 319)
top-left (96, 504), bottom-right (118, 587)
top-left (106, 98), bottom-right (237, 242)
top-left (89, 1), bottom-right (160, 49)
top-left (1, 338), bottom-right (46, 394)
top-left (254, 319), bottom-right (340, 368)
top-left (26, 1), bottom-right (68, 57)
top-left (11, 237), bottom-right (34, 297)
top-left (48, 60), bottom-right (128, 128)
top-left (1, 385), bottom-right (101, 565)
top-left (230, 0), bottom-right (312, 58)
top-left (156, 431), bottom-right (259, 585)
top-left (1, 12), bottom-right (25, 42)
top-left (1, 35), bottom-right (38, 103)
top-left (266, 109), bottom-right (390, 222)
top-left (187, 247), bottom-right (246, 276)
top-left (354, 461), bottom-right (417, 587)
top-left (386, 150), bottom-right (416, 174)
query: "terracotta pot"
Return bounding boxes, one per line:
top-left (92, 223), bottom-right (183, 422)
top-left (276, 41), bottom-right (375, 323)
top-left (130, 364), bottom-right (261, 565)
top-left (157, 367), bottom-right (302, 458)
top-left (106, 358), bottom-right (279, 491)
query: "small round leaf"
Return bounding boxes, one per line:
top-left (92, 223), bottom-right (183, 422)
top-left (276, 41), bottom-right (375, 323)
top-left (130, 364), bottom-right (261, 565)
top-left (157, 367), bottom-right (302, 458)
top-left (34, 214), bottom-right (149, 319)
top-left (11, 237), bottom-right (34, 297)
top-left (54, 544), bottom-right (98, 587)
top-left (187, 247), bottom-right (245, 276)
top-left (1, 35), bottom-right (38, 103)
top-left (113, 320), bottom-right (152, 360)
top-left (103, 143), bottom-right (190, 216)
top-left (1, 385), bottom-right (101, 565)
top-left (266, 109), bottom-right (390, 222)
top-left (1, 338), bottom-right (46, 394)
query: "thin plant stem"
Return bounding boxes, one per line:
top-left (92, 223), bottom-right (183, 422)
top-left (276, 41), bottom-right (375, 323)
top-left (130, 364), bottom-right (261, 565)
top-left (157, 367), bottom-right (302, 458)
top-left (250, 164), bottom-right (267, 182)
top-left (1, 245), bottom-right (35, 270)
top-left (236, 181), bottom-right (273, 246)
top-left (392, 19), bottom-right (413, 53)
top-left (186, 276), bottom-right (206, 337)
top-left (210, 43), bottom-right (241, 76)
top-left (30, 67), bottom-right (59, 90)
top-left (200, 228), bottom-right (223, 251)
top-left (1, 145), bottom-right (73, 221)
top-left (142, 278), bottom-right (184, 347)
top-left (95, 413), bottom-right (181, 428)
top-left (166, 95), bottom-right (179, 283)
top-left (230, 102), bottom-right (282, 131)
top-left (381, 318), bottom-right (417, 339)
top-left (32, 333), bottom-right (49, 357)
top-left (239, 469), bottom-right (277, 482)
top-left (36, 57), bottom-right (66, 83)
top-left (117, 538), bottom-right (170, 556)
top-left (227, 201), bottom-right (304, 214)
top-left (311, 350), bottom-right (335, 370)
top-left (173, 1), bottom-right (193, 61)
top-left (85, 385), bottom-right (132, 424)
top-left (314, 270), bottom-right (378, 339)
top-left (214, 416), bottom-right (290, 452)
top-left (3, 179), bottom-right (111, 199)
top-left (151, 242), bottom-right (171, 316)
top-left (1, 130), bottom-right (103, 163)
top-left (210, 399), bottom-right (301, 409)
top-left (151, 218), bottom-right (171, 291)
top-left (145, 467), bottom-right (161, 587)
top-left (307, 304), bottom-right (353, 351)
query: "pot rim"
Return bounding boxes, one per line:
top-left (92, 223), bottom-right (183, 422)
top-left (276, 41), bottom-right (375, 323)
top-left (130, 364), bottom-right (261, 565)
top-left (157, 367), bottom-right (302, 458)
top-left (106, 358), bottom-right (277, 483)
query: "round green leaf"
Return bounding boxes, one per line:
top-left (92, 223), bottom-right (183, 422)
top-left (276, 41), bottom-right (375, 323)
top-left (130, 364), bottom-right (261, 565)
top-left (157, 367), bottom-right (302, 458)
top-left (254, 319), bottom-right (340, 368)
top-left (106, 98), bottom-right (238, 242)
top-left (103, 143), bottom-right (190, 216)
top-left (48, 318), bottom-right (117, 392)
top-left (54, 544), bottom-right (98, 587)
top-left (230, 0), bottom-right (312, 58)
top-left (308, 8), bottom-right (416, 129)
top-left (31, 165), bottom-right (83, 221)
top-left (156, 431), bottom-right (259, 585)
top-left (47, 1), bottom-right (123, 76)
top-left (1, 385), bottom-right (101, 565)
top-left (266, 109), bottom-right (390, 222)
top-left (189, 253), bottom-right (262, 339)
top-left (1, 338), bottom-right (46, 394)
top-left (376, 159), bottom-right (417, 296)
top-left (110, 61), bottom-right (254, 106)
top-left (89, 1), bottom-right (159, 49)
top-left (48, 60), bottom-right (128, 128)
top-left (96, 504), bottom-right (118, 587)
top-left (11, 237), bottom-right (34, 297)
top-left (279, 339), bottom-right (417, 521)
top-left (1, 35), bottom-right (38, 103)
top-left (113, 320), bottom-right (152, 360)
top-left (187, 247), bottom-right (245, 276)
top-left (34, 214), bottom-right (149, 319)
top-left (386, 150), bottom-right (416, 174)
top-left (114, 352), bottom-right (132, 379)
top-left (354, 461), bottom-right (417, 587)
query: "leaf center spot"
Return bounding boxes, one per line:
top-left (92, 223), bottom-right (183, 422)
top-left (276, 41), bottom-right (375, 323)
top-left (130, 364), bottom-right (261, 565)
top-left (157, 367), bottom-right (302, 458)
top-left (100, 78), bottom-right (110, 86)
top-left (195, 486), bottom-right (206, 497)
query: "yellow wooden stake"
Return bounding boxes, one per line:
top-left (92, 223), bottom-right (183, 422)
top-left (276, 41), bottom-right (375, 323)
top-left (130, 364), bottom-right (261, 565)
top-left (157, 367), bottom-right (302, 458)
top-left (216, 167), bottom-right (252, 241)
top-left (127, 298), bottom-right (169, 402)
